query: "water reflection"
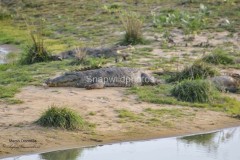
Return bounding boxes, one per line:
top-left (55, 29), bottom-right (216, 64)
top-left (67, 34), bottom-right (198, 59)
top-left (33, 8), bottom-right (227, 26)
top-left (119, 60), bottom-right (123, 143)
top-left (4, 127), bottom-right (240, 160)
top-left (179, 128), bottom-right (237, 147)
top-left (41, 148), bottom-right (83, 160)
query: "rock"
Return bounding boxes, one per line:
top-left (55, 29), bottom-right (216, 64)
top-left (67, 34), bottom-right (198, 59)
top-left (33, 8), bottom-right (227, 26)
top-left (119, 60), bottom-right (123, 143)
top-left (45, 67), bottom-right (159, 89)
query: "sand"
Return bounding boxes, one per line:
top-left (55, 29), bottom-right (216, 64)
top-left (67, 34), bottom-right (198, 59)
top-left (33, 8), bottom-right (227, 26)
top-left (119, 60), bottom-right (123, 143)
top-left (1, 86), bottom-right (240, 158)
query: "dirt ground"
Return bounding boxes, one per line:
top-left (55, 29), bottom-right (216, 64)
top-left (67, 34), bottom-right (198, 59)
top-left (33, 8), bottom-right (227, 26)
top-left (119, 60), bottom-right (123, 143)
top-left (1, 86), bottom-right (240, 158)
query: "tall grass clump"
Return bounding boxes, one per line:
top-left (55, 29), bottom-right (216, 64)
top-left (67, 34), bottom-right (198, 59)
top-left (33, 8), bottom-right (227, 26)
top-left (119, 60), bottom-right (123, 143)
top-left (20, 19), bottom-right (52, 64)
top-left (36, 106), bottom-right (87, 130)
top-left (167, 62), bottom-right (218, 82)
top-left (202, 48), bottom-right (235, 65)
top-left (171, 80), bottom-right (215, 103)
top-left (120, 12), bottom-right (144, 45)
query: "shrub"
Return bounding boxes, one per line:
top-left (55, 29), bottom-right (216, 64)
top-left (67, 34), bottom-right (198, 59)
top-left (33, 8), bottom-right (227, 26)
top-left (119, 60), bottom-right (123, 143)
top-left (202, 49), bottom-right (235, 65)
top-left (171, 80), bottom-right (215, 103)
top-left (167, 62), bottom-right (218, 82)
top-left (36, 106), bottom-right (87, 130)
top-left (120, 12), bottom-right (144, 45)
top-left (20, 44), bottom-right (51, 64)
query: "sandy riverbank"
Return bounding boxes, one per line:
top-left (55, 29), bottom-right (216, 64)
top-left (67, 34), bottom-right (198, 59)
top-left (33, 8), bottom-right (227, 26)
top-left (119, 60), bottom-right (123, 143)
top-left (1, 86), bottom-right (240, 158)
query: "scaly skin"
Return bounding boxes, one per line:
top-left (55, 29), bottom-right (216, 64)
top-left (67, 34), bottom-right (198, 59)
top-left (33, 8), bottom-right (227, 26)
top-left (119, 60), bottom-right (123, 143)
top-left (45, 67), bottom-right (159, 89)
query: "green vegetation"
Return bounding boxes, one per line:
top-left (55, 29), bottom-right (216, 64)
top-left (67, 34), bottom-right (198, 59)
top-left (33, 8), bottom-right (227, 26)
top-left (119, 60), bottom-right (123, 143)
top-left (144, 108), bottom-right (185, 118)
top-left (152, 6), bottom-right (208, 34)
top-left (4, 98), bottom-right (24, 105)
top-left (36, 106), bottom-right (88, 130)
top-left (69, 47), bottom-right (109, 68)
top-left (0, 61), bottom-right (80, 99)
top-left (20, 20), bottom-right (52, 64)
top-left (120, 12), bottom-right (144, 45)
top-left (129, 84), bottom-right (240, 117)
top-left (171, 80), bottom-right (215, 103)
top-left (70, 57), bottom-right (107, 69)
top-left (116, 109), bottom-right (141, 122)
top-left (202, 48), bottom-right (235, 65)
top-left (167, 62), bottom-right (218, 82)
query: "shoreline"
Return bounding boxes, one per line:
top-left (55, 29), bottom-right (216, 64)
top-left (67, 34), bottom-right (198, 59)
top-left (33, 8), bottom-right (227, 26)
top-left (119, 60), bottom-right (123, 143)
top-left (2, 122), bottom-right (240, 159)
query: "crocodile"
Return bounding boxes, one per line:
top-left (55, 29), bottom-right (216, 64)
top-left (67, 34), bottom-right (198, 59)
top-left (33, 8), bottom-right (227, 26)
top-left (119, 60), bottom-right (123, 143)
top-left (45, 67), bottom-right (160, 89)
top-left (58, 45), bottom-right (134, 62)
top-left (210, 75), bottom-right (240, 92)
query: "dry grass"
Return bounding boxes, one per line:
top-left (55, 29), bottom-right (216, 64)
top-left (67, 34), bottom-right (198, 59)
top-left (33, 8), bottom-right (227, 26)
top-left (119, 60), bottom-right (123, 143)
top-left (120, 11), bottom-right (144, 45)
top-left (20, 19), bottom-right (51, 64)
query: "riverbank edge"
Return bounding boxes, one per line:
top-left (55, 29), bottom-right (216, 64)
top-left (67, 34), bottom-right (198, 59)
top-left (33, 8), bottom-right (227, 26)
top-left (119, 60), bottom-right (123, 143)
top-left (2, 122), bottom-right (240, 159)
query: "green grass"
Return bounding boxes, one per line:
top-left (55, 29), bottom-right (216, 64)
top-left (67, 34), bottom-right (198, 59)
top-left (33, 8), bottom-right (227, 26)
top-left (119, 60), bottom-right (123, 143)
top-left (4, 98), bottom-right (24, 105)
top-left (129, 84), bottom-right (240, 117)
top-left (144, 108), bottom-right (185, 118)
top-left (36, 105), bottom-right (89, 130)
top-left (167, 62), bottom-right (218, 82)
top-left (171, 80), bottom-right (215, 103)
top-left (152, 8), bottom-right (208, 34)
top-left (70, 57), bottom-right (108, 69)
top-left (116, 109), bottom-right (141, 122)
top-left (202, 48), bottom-right (235, 65)
top-left (0, 61), bottom-right (80, 100)
top-left (0, 85), bottom-right (21, 98)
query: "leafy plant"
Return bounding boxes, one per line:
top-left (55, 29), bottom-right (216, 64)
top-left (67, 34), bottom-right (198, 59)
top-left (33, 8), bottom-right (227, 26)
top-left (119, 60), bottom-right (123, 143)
top-left (152, 7), bottom-right (208, 34)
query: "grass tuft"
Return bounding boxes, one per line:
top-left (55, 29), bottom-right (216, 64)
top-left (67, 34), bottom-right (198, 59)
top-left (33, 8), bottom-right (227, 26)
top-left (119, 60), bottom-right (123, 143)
top-left (167, 62), bottom-right (218, 82)
top-left (36, 106), bottom-right (88, 130)
top-left (20, 19), bottom-right (52, 64)
top-left (202, 49), bottom-right (235, 65)
top-left (120, 12), bottom-right (144, 45)
top-left (116, 109), bottom-right (141, 122)
top-left (171, 80), bottom-right (215, 103)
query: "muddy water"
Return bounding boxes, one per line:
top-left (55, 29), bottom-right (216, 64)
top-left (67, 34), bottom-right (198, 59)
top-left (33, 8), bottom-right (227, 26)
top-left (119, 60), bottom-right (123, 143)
top-left (3, 127), bottom-right (240, 160)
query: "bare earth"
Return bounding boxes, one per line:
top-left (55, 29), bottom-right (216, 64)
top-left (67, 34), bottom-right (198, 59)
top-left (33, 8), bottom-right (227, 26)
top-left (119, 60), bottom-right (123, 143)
top-left (0, 86), bottom-right (240, 158)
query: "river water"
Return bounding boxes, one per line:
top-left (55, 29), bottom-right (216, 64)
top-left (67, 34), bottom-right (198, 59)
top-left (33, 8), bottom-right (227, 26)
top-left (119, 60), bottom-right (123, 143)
top-left (3, 127), bottom-right (240, 160)
top-left (0, 46), bottom-right (9, 64)
top-left (0, 45), bottom-right (20, 64)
